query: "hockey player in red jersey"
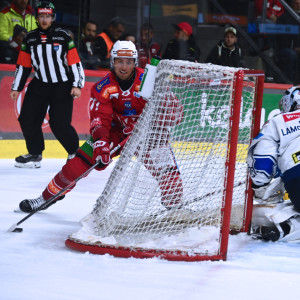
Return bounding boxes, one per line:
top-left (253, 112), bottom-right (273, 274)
top-left (19, 40), bottom-right (183, 213)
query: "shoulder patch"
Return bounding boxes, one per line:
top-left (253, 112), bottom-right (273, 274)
top-left (68, 40), bottom-right (75, 49)
top-left (95, 77), bottom-right (110, 92)
top-left (21, 43), bottom-right (26, 51)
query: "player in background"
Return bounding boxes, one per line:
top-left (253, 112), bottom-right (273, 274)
top-left (18, 40), bottom-right (183, 213)
top-left (10, 1), bottom-right (85, 168)
top-left (247, 86), bottom-right (300, 241)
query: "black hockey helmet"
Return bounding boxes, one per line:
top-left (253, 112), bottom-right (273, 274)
top-left (35, 1), bottom-right (56, 20)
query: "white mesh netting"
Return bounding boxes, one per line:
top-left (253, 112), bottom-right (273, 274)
top-left (68, 60), bottom-right (261, 258)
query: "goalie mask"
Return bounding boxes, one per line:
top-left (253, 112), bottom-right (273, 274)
top-left (279, 86), bottom-right (300, 113)
top-left (110, 40), bottom-right (138, 68)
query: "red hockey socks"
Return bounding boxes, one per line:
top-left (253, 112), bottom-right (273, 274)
top-left (42, 156), bottom-right (90, 200)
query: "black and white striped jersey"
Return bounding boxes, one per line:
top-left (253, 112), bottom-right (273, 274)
top-left (12, 26), bottom-right (85, 91)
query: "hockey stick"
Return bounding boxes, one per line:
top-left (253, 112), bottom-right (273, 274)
top-left (8, 136), bottom-right (130, 233)
top-left (185, 180), bottom-right (246, 206)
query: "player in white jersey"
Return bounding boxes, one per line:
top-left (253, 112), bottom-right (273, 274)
top-left (247, 86), bottom-right (300, 241)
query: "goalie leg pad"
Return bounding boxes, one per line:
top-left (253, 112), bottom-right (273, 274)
top-left (280, 216), bottom-right (300, 242)
top-left (252, 200), bottom-right (300, 241)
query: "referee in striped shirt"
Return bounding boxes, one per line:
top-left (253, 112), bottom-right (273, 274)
top-left (10, 1), bottom-right (85, 168)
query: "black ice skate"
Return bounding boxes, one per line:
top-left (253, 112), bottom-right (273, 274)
top-left (19, 195), bottom-right (47, 212)
top-left (15, 154), bottom-right (42, 168)
top-left (19, 195), bottom-right (65, 213)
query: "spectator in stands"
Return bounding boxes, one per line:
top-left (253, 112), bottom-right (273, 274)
top-left (0, 24), bottom-right (27, 64)
top-left (78, 20), bottom-right (101, 70)
top-left (163, 22), bottom-right (201, 62)
top-left (254, 0), bottom-right (285, 23)
top-left (136, 23), bottom-right (161, 68)
top-left (276, 0), bottom-right (300, 83)
top-left (0, 0), bottom-right (37, 45)
top-left (93, 16), bottom-right (125, 69)
top-left (122, 32), bottom-right (136, 44)
top-left (205, 26), bottom-right (245, 68)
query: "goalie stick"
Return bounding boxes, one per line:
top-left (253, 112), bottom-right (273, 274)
top-left (186, 180), bottom-right (245, 206)
top-left (7, 136), bottom-right (130, 233)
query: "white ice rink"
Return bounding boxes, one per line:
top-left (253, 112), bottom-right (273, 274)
top-left (1, 158), bottom-right (300, 300)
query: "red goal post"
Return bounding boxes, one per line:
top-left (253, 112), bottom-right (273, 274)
top-left (66, 61), bottom-right (264, 261)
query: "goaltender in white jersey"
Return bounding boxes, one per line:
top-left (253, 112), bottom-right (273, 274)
top-left (247, 86), bottom-right (300, 242)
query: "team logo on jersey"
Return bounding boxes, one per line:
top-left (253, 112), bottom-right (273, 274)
top-left (292, 151), bottom-right (300, 164)
top-left (53, 43), bottom-right (60, 51)
top-left (41, 35), bottom-right (47, 43)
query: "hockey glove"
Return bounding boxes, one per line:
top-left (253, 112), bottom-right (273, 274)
top-left (92, 139), bottom-right (111, 165)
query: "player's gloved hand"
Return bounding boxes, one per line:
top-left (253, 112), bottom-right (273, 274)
top-left (92, 139), bottom-right (110, 165)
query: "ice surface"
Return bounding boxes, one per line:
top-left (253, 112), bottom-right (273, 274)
top-left (1, 159), bottom-right (300, 300)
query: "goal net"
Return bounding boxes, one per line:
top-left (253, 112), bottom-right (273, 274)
top-left (66, 60), bottom-right (264, 261)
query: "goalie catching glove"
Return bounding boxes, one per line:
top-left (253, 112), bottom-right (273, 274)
top-left (92, 139), bottom-right (111, 165)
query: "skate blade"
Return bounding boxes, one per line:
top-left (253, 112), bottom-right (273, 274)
top-left (15, 161), bottom-right (41, 168)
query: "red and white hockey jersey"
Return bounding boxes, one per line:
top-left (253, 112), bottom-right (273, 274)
top-left (89, 68), bottom-right (147, 141)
